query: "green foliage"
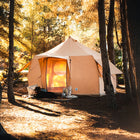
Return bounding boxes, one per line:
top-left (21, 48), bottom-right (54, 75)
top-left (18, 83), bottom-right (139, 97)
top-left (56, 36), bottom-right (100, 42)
top-left (0, 0), bottom-right (9, 25)
top-left (22, 2), bottom-right (66, 56)
top-left (114, 47), bottom-right (123, 71)
top-left (114, 46), bottom-right (124, 84)
top-left (0, 0), bottom-right (122, 73)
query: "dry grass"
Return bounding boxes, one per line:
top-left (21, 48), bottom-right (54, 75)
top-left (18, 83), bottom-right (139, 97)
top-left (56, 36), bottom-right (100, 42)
top-left (1, 85), bottom-right (140, 140)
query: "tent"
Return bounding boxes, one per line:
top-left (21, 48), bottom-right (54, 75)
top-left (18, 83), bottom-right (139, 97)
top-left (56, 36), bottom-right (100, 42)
top-left (28, 36), bottom-right (122, 96)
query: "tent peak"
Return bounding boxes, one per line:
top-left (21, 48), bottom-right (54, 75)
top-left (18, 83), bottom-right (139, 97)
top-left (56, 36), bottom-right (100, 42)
top-left (69, 36), bottom-right (77, 42)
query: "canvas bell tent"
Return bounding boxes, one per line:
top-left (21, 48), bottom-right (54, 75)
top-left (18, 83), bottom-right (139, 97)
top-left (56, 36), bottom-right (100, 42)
top-left (28, 36), bottom-right (122, 96)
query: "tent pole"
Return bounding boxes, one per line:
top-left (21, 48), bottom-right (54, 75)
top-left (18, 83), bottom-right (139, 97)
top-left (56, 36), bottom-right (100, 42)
top-left (69, 56), bottom-right (72, 95)
top-left (69, 57), bottom-right (71, 81)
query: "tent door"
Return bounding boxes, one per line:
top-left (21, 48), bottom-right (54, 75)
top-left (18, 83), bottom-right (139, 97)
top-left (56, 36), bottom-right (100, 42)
top-left (46, 58), bottom-right (67, 93)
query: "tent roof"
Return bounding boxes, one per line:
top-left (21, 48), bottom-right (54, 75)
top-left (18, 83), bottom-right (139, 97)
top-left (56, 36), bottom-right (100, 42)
top-left (34, 36), bottom-right (122, 74)
top-left (35, 36), bottom-right (100, 59)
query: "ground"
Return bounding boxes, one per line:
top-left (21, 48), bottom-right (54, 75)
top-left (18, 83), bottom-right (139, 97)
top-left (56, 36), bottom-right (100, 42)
top-left (0, 83), bottom-right (140, 140)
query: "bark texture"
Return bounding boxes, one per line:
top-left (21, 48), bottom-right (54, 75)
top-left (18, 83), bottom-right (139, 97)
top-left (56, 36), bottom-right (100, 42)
top-left (127, 0), bottom-right (140, 115)
top-left (8, 0), bottom-right (15, 103)
top-left (120, 0), bottom-right (133, 100)
top-left (107, 0), bottom-right (115, 64)
top-left (123, 0), bottom-right (137, 97)
top-left (98, 0), bottom-right (116, 107)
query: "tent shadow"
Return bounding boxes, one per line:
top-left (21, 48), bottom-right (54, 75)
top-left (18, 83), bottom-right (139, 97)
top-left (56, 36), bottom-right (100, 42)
top-left (13, 99), bottom-right (61, 117)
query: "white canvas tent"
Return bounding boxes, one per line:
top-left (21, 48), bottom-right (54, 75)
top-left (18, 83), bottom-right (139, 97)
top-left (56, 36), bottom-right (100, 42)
top-left (28, 36), bottom-right (122, 96)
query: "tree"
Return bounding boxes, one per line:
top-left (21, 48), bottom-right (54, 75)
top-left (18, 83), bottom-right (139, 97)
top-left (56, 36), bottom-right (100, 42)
top-left (107, 0), bottom-right (115, 64)
top-left (0, 0), bottom-right (27, 71)
top-left (98, 0), bottom-right (116, 107)
top-left (126, 0), bottom-right (140, 115)
top-left (21, 0), bottom-right (66, 57)
top-left (122, 0), bottom-right (137, 97)
top-left (120, 0), bottom-right (133, 100)
top-left (0, 82), bottom-right (2, 104)
top-left (0, 0), bottom-right (9, 60)
top-left (7, 0), bottom-right (15, 103)
top-left (0, 123), bottom-right (7, 135)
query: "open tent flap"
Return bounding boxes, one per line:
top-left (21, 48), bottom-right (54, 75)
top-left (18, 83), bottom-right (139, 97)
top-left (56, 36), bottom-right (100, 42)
top-left (46, 57), bottom-right (70, 93)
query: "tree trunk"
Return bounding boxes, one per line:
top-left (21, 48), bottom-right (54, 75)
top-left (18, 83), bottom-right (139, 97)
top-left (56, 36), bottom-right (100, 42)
top-left (43, 6), bottom-right (46, 52)
top-left (122, 0), bottom-right (137, 97)
top-left (31, 20), bottom-right (34, 59)
top-left (0, 82), bottom-right (2, 104)
top-left (120, 0), bottom-right (134, 101)
top-left (98, 0), bottom-right (116, 108)
top-left (0, 123), bottom-right (7, 135)
top-left (107, 0), bottom-right (115, 64)
top-left (43, 25), bottom-right (46, 52)
top-left (127, 0), bottom-right (140, 115)
top-left (0, 123), bottom-right (17, 139)
top-left (7, 0), bottom-right (15, 103)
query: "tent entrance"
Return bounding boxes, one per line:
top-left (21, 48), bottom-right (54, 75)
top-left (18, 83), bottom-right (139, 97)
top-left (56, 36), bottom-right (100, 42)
top-left (46, 58), bottom-right (67, 93)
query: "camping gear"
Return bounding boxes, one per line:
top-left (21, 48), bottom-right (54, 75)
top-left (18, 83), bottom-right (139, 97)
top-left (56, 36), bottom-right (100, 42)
top-left (34, 87), bottom-right (57, 98)
top-left (27, 85), bottom-right (38, 96)
top-left (28, 36), bottom-right (122, 96)
top-left (66, 95), bottom-right (78, 99)
top-left (62, 86), bottom-right (73, 98)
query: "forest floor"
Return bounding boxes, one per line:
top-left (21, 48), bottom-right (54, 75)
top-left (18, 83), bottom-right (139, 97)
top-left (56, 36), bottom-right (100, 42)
top-left (0, 83), bottom-right (140, 140)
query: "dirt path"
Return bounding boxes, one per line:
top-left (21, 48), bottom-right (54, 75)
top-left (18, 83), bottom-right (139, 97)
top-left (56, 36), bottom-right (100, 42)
top-left (0, 86), bottom-right (140, 140)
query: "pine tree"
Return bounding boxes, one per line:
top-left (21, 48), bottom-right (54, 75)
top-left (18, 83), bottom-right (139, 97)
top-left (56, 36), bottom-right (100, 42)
top-left (7, 0), bottom-right (15, 103)
top-left (98, 0), bottom-right (116, 108)
top-left (107, 0), bottom-right (115, 64)
top-left (120, 0), bottom-right (133, 100)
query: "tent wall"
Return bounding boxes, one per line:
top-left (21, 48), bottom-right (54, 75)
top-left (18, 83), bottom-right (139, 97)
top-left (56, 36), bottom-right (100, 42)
top-left (70, 55), bottom-right (99, 95)
top-left (99, 74), bottom-right (117, 96)
top-left (27, 59), bottom-right (42, 87)
top-left (111, 74), bottom-right (117, 92)
top-left (28, 56), bottom-right (117, 95)
top-left (99, 77), bottom-right (105, 96)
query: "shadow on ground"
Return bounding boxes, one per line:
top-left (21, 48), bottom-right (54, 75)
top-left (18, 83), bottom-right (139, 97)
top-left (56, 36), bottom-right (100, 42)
top-left (45, 93), bottom-right (140, 134)
top-left (14, 131), bottom-right (138, 140)
top-left (8, 84), bottom-right (140, 140)
top-left (13, 99), bottom-right (61, 117)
